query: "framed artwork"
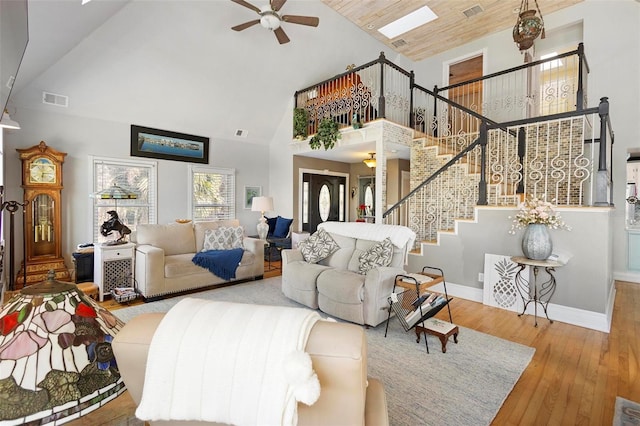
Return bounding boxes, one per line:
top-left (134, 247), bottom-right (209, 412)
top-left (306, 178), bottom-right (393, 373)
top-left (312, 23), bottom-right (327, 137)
top-left (131, 125), bottom-right (209, 164)
top-left (244, 186), bottom-right (262, 209)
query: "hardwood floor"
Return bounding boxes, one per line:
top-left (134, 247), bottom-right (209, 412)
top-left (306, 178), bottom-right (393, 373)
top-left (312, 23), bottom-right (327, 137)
top-left (74, 269), bottom-right (639, 425)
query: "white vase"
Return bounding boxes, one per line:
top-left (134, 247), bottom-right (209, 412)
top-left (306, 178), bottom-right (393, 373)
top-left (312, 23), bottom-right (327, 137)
top-left (521, 224), bottom-right (552, 260)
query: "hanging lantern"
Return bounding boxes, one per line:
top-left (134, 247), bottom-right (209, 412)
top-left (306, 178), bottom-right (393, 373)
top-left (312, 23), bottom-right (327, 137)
top-left (513, 0), bottom-right (545, 51)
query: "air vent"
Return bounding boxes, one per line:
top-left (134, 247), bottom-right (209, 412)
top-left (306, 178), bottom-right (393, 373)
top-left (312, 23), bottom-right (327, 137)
top-left (462, 4), bottom-right (484, 18)
top-left (42, 91), bottom-right (69, 107)
top-left (234, 129), bottom-right (248, 138)
top-left (391, 39), bottom-right (407, 48)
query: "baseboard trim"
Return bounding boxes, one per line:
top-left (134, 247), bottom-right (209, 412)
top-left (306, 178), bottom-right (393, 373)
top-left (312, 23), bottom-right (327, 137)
top-left (430, 280), bottom-right (611, 333)
top-left (613, 271), bottom-right (640, 284)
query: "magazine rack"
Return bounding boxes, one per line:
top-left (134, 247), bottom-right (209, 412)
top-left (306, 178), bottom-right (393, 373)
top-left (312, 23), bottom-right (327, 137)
top-left (385, 266), bottom-right (457, 353)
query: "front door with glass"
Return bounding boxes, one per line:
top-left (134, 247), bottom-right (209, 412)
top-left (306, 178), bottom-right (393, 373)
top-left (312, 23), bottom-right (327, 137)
top-left (302, 173), bottom-right (346, 234)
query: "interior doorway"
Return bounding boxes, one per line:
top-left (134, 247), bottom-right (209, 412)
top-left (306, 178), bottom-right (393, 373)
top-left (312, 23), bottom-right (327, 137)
top-left (445, 53), bottom-right (484, 133)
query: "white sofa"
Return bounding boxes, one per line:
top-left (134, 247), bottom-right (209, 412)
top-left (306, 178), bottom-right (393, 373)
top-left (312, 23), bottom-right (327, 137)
top-left (133, 220), bottom-right (264, 300)
top-left (282, 222), bottom-right (416, 327)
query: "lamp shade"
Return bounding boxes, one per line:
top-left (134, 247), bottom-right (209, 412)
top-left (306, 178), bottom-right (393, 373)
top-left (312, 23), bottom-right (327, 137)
top-left (93, 184), bottom-right (138, 200)
top-left (363, 152), bottom-right (376, 168)
top-left (0, 271), bottom-right (126, 424)
top-left (251, 196), bottom-right (274, 213)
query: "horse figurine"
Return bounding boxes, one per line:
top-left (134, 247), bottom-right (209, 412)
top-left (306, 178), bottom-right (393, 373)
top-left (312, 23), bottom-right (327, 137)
top-left (100, 210), bottom-right (131, 245)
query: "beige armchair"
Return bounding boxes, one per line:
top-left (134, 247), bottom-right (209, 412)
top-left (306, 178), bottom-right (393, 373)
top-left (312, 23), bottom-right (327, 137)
top-left (112, 312), bottom-right (389, 426)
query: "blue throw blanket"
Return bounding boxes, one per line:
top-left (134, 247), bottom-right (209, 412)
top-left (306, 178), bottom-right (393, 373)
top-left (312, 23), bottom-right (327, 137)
top-left (192, 248), bottom-right (244, 281)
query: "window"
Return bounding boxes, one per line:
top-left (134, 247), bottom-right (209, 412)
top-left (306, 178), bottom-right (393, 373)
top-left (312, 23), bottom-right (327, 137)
top-left (537, 48), bottom-right (578, 115)
top-left (91, 156), bottom-right (157, 243)
top-left (189, 165), bottom-right (235, 221)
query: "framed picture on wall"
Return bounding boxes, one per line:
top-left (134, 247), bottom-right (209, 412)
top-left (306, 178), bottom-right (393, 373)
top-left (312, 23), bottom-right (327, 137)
top-left (244, 186), bottom-right (262, 209)
top-left (131, 125), bottom-right (209, 164)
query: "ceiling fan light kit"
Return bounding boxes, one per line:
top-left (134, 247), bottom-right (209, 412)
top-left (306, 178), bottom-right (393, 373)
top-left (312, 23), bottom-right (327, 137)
top-left (260, 6), bottom-right (281, 30)
top-left (231, 0), bottom-right (319, 44)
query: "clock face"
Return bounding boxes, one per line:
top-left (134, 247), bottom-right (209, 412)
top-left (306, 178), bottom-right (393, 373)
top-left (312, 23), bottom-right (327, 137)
top-left (29, 157), bottom-right (56, 184)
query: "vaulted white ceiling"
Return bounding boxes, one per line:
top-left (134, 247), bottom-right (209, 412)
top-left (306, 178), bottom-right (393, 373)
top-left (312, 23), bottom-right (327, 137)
top-left (10, 0), bottom-right (580, 152)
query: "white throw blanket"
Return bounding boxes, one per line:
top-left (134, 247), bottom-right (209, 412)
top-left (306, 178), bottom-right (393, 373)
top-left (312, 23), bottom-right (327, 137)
top-left (318, 221), bottom-right (416, 262)
top-left (136, 298), bottom-right (321, 425)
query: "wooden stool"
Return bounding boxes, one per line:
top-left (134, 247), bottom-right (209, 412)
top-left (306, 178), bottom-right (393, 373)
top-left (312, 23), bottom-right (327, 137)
top-left (76, 282), bottom-right (99, 300)
top-left (415, 317), bottom-right (459, 353)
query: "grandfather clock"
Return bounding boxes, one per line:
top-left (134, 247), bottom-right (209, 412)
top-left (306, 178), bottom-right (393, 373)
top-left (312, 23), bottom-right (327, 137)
top-left (15, 141), bottom-right (70, 287)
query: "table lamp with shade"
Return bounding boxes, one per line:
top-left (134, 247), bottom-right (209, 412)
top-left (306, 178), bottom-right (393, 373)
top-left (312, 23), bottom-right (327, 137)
top-left (251, 196), bottom-right (274, 240)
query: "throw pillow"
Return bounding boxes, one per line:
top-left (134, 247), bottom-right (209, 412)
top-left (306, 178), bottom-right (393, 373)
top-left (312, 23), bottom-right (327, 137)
top-left (266, 216), bottom-right (278, 236)
top-left (228, 226), bottom-right (245, 249)
top-left (203, 227), bottom-right (244, 251)
top-left (297, 228), bottom-right (340, 263)
top-left (203, 228), bottom-right (230, 251)
top-left (358, 238), bottom-right (393, 274)
top-left (273, 216), bottom-right (293, 238)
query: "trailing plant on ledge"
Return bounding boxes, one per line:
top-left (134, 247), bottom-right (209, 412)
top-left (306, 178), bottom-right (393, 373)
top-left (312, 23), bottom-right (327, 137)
top-left (309, 118), bottom-right (341, 150)
top-left (293, 108), bottom-right (308, 140)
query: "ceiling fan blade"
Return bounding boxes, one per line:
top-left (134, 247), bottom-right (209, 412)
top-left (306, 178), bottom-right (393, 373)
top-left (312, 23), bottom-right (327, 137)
top-left (282, 15), bottom-right (319, 27)
top-left (274, 27), bottom-right (290, 44)
top-left (232, 19), bottom-right (260, 31)
top-left (231, 0), bottom-right (260, 14)
top-left (270, 0), bottom-right (286, 12)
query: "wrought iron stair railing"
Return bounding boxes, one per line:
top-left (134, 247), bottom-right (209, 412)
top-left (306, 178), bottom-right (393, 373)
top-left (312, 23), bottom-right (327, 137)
top-left (293, 44), bottom-right (613, 246)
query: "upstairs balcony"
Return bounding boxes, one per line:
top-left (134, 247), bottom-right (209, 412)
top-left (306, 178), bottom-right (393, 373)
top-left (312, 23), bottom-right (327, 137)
top-left (292, 44), bottom-right (613, 238)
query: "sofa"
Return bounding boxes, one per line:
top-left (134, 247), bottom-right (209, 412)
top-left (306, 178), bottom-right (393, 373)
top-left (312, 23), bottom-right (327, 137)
top-left (282, 221), bottom-right (416, 327)
top-left (133, 220), bottom-right (264, 300)
top-left (112, 312), bottom-right (389, 426)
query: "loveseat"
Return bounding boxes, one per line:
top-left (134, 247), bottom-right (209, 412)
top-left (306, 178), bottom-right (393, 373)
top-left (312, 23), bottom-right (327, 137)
top-left (133, 220), bottom-right (264, 300)
top-left (112, 311), bottom-right (389, 426)
top-left (282, 221), bottom-right (416, 327)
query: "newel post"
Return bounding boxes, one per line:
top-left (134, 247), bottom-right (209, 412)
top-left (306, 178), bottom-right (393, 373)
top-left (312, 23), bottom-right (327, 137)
top-left (576, 43), bottom-right (585, 110)
top-left (594, 97), bottom-right (611, 206)
top-left (378, 52), bottom-right (386, 118)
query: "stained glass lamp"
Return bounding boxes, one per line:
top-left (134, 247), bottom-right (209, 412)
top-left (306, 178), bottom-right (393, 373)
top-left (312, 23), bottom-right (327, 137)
top-left (93, 183), bottom-right (138, 216)
top-left (0, 271), bottom-right (126, 424)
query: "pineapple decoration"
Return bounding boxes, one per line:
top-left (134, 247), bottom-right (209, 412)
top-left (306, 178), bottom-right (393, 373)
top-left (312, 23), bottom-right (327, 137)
top-left (492, 258), bottom-right (520, 309)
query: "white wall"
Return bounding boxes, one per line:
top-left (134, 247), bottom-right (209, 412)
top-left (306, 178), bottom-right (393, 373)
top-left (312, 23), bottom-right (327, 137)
top-left (408, 207), bottom-right (613, 313)
top-left (2, 108), bottom-right (270, 270)
top-left (2, 1), bottom-right (400, 276)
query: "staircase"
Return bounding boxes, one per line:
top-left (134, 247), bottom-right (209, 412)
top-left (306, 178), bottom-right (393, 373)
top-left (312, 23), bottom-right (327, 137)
top-left (294, 44), bottom-right (614, 249)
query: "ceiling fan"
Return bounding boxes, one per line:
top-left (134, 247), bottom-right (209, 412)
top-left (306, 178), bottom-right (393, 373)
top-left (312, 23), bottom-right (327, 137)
top-left (231, 0), bottom-right (319, 44)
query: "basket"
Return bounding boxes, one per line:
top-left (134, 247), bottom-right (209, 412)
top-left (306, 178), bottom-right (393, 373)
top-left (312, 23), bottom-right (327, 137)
top-left (111, 287), bottom-right (138, 303)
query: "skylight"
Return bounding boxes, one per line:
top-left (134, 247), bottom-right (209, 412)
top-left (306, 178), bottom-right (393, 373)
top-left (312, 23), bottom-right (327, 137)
top-left (377, 6), bottom-right (438, 39)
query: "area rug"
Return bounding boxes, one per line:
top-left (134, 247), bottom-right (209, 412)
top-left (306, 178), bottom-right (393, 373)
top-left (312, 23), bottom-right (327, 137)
top-left (114, 277), bottom-right (535, 426)
top-left (613, 397), bottom-right (640, 425)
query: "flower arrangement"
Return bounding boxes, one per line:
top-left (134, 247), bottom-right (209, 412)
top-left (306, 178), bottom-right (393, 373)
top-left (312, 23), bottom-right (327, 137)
top-left (509, 197), bottom-right (571, 234)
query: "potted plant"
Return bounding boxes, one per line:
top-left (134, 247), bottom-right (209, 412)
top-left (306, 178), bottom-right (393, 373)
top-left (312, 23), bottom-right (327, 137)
top-left (309, 118), bottom-right (341, 150)
top-left (293, 108), bottom-right (308, 140)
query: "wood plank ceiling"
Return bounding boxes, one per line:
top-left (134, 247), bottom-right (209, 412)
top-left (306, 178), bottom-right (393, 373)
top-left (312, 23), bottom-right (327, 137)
top-left (322, 0), bottom-right (584, 62)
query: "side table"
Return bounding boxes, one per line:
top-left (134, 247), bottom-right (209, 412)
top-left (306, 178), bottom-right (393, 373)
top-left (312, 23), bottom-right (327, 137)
top-left (94, 242), bottom-right (135, 301)
top-left (511, 256), bottom-right (565, 327)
